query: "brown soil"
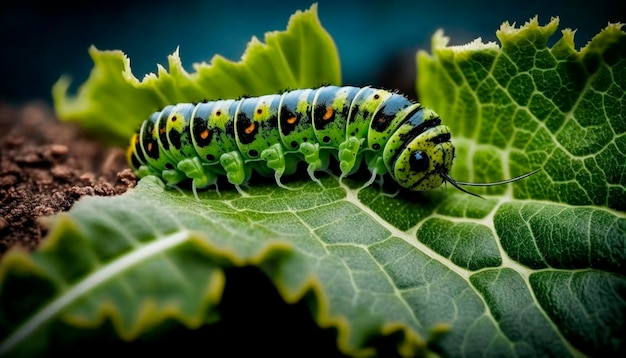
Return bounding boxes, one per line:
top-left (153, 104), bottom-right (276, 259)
top-left (0, 102), bottom-right (136, 254)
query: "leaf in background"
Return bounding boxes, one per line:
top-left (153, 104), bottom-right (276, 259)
top-left (417, 17), bottom-right (626, 210)
top-left (2, 13), bottom-right (625, 358)
top-left (51, 4), bottom-right (340, 145)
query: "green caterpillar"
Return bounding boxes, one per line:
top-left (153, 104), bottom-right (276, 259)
top-left (127, 85), bottom-right (536, 197)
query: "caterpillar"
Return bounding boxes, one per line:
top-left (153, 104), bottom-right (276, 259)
top-left (126, 85), bottom-right (537, 198)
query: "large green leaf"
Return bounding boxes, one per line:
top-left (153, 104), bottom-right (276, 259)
top-left (2, 10), bottom-right (625, 358)
top-left (418, 17), bottom-right (626, 210)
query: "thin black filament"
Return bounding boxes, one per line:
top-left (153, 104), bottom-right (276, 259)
top-left (441, 169), bottom-right (540, 199)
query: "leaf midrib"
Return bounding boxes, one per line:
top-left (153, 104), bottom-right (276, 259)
top-left (0, 230), bottom-right (191, 355)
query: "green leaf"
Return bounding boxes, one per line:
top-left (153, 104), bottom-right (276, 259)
top-left (51, 4), bottom-right (340, 145)
top-left (3, 12), bottom-right (625, 358)
top-left (417, 17), bottom-right (626, 211)
top-left (3, 176), bottom-right (624, 356)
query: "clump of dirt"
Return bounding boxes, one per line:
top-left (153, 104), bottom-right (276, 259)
top-left (0, 102), bottom-right (135, 254)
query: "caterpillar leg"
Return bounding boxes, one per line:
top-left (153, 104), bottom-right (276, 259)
top-left (382, 189), bottom-right (400, 198)
top-left (358, 169), bottom-right (398, 197)
top-left (376, 175), bottom-right (399, 198)
top-left (338, 136), bottom-right (364, 181)
top-left (177, 157), bottom-right (218, 200)
top-left (261, 143), bottom-right (295, 190)
top-left (135, 165), bottom-right (159, 180)
top-left (162, 169), bottom-right (187, 187)
top-left (299, 142), bottom-right (324, 187)
top-left (233, 184), bottom-right (248, 197)
top-left (360, 168), bottom-right (379, 190)
top-left (220, 151), bottom-right (248, 192)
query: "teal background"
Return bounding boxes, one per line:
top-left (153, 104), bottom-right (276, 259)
top-left (0, 0), bottom-right (622, 103)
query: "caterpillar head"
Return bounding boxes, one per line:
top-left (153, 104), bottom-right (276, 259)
top-left (387, 123), bottom-right (455, 191)
top-left (383, 108), bottom-right (538, 197)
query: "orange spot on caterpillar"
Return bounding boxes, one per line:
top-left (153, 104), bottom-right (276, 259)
top-left (244, 123), bottom-right (256, 135)
top-left (200, 129), bottom-right (210, 139)
top-left (287, 116), bottom-right (297, 125)
top-left (159, 127), bottom-right (166, 135)
top-left (323, 107), bottom-right (334, 120)
top-left (147, 142), bottom-right (153, 152)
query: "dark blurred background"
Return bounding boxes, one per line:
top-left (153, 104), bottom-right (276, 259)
top-left (1, 0), bottom-right (623, 104)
